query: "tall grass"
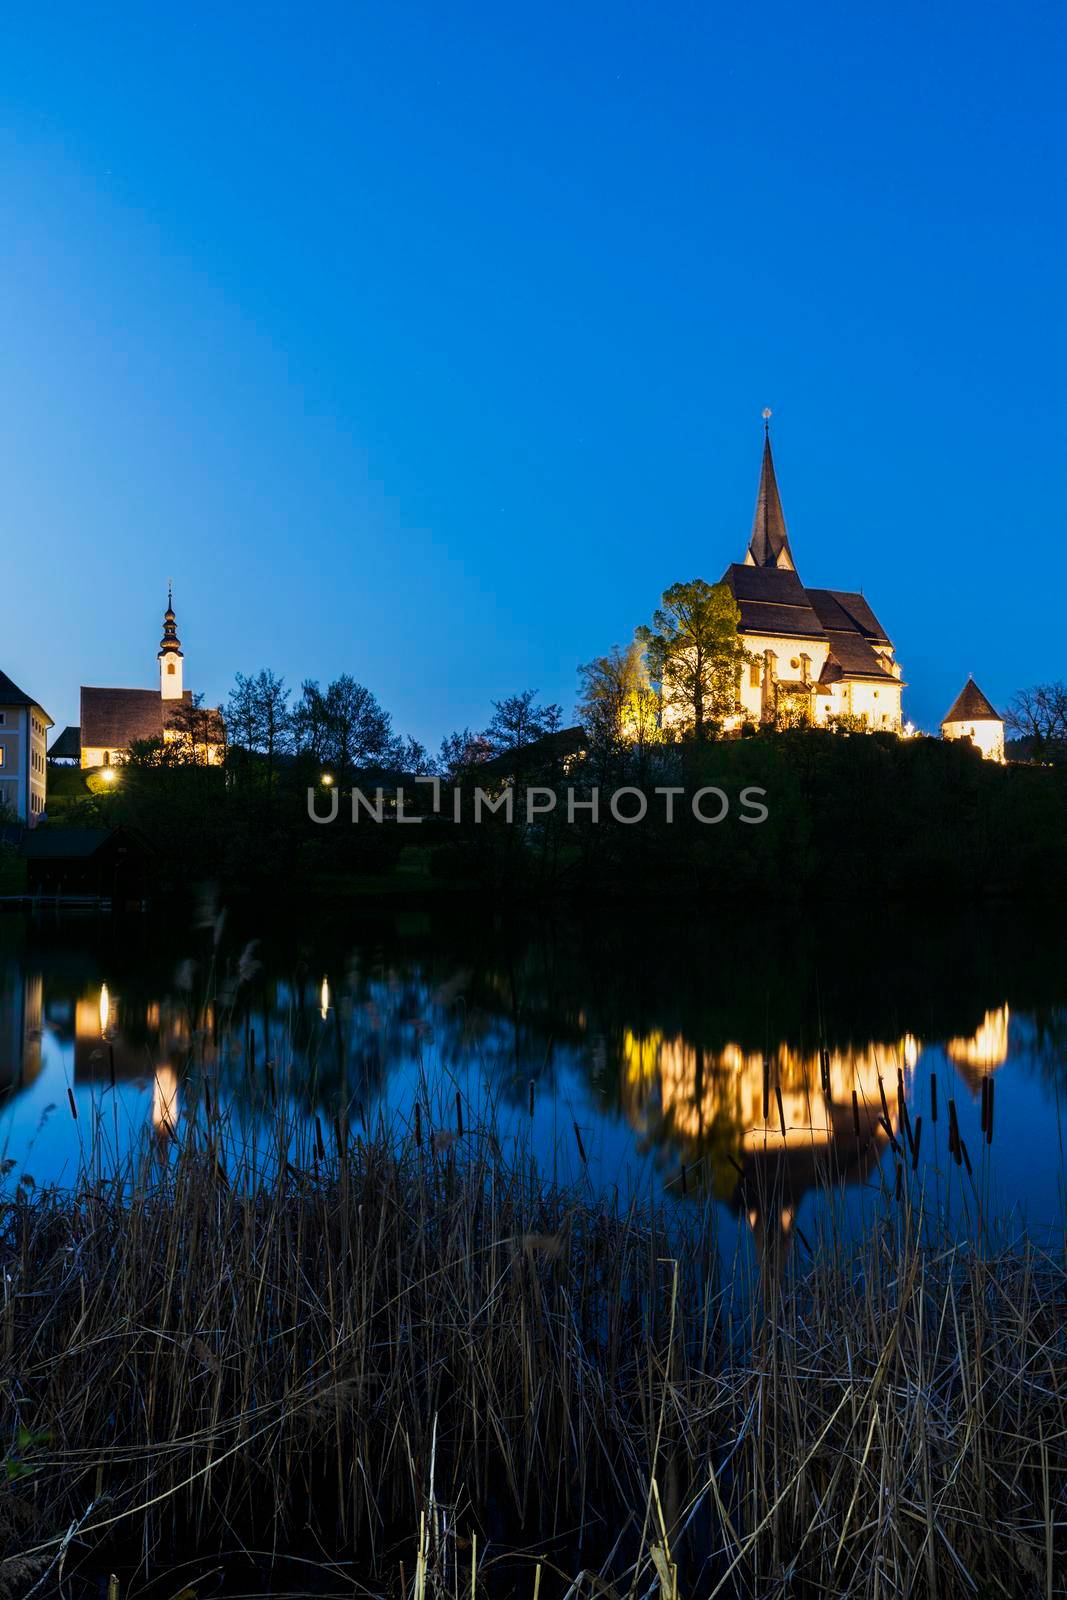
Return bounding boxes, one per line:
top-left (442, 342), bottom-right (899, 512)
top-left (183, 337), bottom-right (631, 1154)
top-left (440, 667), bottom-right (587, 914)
top-left (0, 1084), bottom-right (1064, 1598)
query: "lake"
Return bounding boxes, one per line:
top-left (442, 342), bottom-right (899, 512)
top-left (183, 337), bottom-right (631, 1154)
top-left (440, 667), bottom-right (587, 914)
top-left (2, 898), bottom-right (1065, 1259)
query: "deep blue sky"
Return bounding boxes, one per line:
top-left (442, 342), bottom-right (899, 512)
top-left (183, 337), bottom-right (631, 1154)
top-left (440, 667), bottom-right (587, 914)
top-left (2, 1), bottom-right (1064, 747)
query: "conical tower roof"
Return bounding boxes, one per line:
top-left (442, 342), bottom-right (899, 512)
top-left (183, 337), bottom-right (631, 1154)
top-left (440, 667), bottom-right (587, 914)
top-left (943, 677), bottom-right (1000, 725)
top-left (747, 426), bottom-right (795, 571)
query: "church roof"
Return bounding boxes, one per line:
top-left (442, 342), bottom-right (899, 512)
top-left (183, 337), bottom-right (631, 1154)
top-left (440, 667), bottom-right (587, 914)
top-left (747, 433), bottom-right (795, 569)
top-left (721, 564), bottom-right (827, 638)
top-left (81, 687), bottom-right (194, 751)
top-left (943, 677), bottom-right (1000, 725)
top-left (721, 430), bottom-right (898, 681)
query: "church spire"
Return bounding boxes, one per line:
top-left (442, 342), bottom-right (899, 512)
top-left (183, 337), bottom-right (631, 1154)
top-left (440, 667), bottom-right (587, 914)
top-left (746, 412), bottom-right (796, 572)
top-left (158, 583), bottom-right (184, 701)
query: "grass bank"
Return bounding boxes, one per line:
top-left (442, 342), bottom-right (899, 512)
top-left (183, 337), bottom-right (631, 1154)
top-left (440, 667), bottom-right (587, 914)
top-left (1, 1104), bottom-right (1065, 1598)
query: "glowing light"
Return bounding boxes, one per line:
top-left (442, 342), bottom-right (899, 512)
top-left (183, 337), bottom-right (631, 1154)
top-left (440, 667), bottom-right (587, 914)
top-left (99, 983), bottom-right (111, 1037)
top-left (947, 1006), bottom-right (1010, 1070)
top-left (320, 977), bottom-right (331, 1020)
top-left (321, 773), bottom-right (334, 787)
top-left (100, 767), bottom-right (118, 785)
top-left (152, 1066), bottom-right (180, 1138)
top-left (904, 721), bottom-right (916, 738)
top-left (903, 1034), bottom-right (920, 1069)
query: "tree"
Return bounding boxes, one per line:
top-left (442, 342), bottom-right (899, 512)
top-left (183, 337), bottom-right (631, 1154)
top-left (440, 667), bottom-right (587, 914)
top-left (637, 580), bottom-right (749, 740)
top-left (438, 727), bottom-right (494, 779)
top-left (482, 691), bottom-right (563, 758)
top-left (293, 676), bottom-right (395, 787)
top-left (166, 694), bottom-right (225, 766)
top-left (1005, 682), bottom-right (1067, 759)
top-left (577, 640), bottom-right (661, 756)
top-left (227, 670), bottom-right (292, 786)
top-left (256, 670), bottom-right (292, 788)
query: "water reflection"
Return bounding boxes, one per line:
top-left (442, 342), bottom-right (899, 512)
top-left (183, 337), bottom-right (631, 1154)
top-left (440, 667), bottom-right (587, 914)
top-left (0, 912), bottom-right (1064, 1236)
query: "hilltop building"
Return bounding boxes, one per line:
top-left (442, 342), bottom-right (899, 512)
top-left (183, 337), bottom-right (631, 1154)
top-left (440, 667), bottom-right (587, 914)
top-left (719, 424), bottom-right (904, 730)
top-left (0, 670), bottom-right (53, 825)
top-left (940, 677), bottom-right (1004, 763)
top-left (49, 591), bottom-right (224, 769)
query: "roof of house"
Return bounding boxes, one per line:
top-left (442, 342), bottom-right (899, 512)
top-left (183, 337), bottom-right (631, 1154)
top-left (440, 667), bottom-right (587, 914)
top-left (20, 827), bottom-right (117, 860)
top-left (477, 725), bottom-right (588, 778)
top-left (943, 677), bottom-right (1001, 725)
top-left (0, 669), bottom-right (52, 722)
top-left (48, 725), bottom-right (82, 760)
top-left (79, 687), bottom-right (224, 754)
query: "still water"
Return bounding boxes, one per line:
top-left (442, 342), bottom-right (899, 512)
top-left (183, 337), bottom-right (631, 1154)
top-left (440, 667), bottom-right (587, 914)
top-left (1, 902), bottom-right (1065, 1255)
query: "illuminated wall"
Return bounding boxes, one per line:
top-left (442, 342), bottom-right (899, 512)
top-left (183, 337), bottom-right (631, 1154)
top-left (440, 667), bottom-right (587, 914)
top-left (941, 717), bottom-right (1005, 763)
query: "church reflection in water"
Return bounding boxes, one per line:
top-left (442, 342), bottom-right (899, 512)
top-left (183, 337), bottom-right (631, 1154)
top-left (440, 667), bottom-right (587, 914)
top-left (616, 1014), bottom-right (1009, 1272)
top-left (0, 931), bottom-right (1024, 1251)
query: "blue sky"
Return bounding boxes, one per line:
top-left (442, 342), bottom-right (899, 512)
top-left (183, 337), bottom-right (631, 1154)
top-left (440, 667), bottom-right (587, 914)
top-left (1, 1), bottom-right (1064, 747)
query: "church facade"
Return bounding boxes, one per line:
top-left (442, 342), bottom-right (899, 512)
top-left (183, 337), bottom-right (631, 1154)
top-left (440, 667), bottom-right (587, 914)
top-left (51, 593), bottom-right (225, 769)
top-left (720, 429), bottom-right (904, 730)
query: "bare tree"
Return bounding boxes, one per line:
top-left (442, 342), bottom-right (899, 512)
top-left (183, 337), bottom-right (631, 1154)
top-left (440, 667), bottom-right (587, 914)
top-left (1005, 682), bottom-right (1067, 758)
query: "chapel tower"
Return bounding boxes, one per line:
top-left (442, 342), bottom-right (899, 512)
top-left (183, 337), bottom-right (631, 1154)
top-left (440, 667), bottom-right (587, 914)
top-left (158, 586), bottom-right (184, 701)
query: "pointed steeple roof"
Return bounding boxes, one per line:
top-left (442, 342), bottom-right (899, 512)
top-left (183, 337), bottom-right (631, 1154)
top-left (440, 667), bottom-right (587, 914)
top-left (942, 677), bottom-right (1000, 725)
top-left (746, 421), bottom-right (795, 571)
top-left (158, 585), bottom-right (183, 659)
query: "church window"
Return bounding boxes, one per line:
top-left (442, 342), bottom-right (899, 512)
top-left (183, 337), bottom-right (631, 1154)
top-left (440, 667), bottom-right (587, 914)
top-left (749, 662), bottom-right (760, 687)
top-left (167, 662), bottom-right (176, 675)
top-left (103, 751), bottom-right (110, 766)
top-left (0, 748), bottom-right (5, 768)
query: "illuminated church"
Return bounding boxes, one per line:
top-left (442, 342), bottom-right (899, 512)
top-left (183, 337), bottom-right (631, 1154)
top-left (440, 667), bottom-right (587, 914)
top-left (50, 592), bottom-right (225, 769)
top-left (721, 422), bottom-right (905, 730)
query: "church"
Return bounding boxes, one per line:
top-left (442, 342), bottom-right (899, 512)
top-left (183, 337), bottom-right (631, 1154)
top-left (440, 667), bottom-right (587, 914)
top-left (50, 592), bottom-right (225, 769)
top-left (721, 421), bottom-right (905, 730)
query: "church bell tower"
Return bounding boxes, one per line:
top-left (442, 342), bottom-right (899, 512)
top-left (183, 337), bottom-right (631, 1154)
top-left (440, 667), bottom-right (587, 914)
top-left (158, 585), bottom-right (184, 701)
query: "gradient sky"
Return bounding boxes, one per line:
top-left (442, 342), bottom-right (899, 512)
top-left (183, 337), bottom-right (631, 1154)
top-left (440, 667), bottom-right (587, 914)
top-left (2, 1), bottom-right (1064, 748)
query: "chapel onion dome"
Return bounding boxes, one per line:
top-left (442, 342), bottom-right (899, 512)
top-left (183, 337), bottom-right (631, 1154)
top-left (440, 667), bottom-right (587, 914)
top-left (158, 592), bottom-right (184, 658)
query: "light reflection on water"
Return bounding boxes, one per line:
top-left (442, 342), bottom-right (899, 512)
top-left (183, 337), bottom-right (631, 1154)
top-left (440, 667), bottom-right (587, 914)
top-left (1, 912), bottom-right (1064, 1259)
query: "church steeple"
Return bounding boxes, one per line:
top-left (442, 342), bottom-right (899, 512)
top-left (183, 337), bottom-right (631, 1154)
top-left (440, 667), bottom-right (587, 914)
top-left (158, 584), bottom-right (184, 701)
top-left (745, 412), bottom-right (796, 572)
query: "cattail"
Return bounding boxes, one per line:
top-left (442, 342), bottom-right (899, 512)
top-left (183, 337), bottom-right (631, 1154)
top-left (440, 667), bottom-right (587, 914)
top-left (911, 1115), bottom-right (922, 1170)
top-left (960, 1138), bottom-right (973, 1178)
top-left (851, 1089), bottom-right (861, 1141)
top-left (266, 1059), bottom-right (276, 1108)
top-left (820, 1047), bottom-right (831, 1098)
top-left (456, 1091), bottom-right (464, 1138)
top-left (878, 1076), bottom-right (891, 1126)
top-left (414, 1101), bottom-right (423, 1148)
top-left (897, 1067), bottom-right (905, 1116)
top-left (680, 1161), bottom-right (688, 1197)
top-left (529, 1079), bottom-right (535, 1117)
top-left (980, 1077), bottom-right (989, 1136)
top-left (573, 1121), bottom-right (587, 1163)
top-left (948, 1099), bottom-right (961, 1165)
top-left (775, 1085), bottom-right (787, 1139)
top-left (895, 1161), bottom-right (903, 1201)
top-left (315, 1116), bottom-right (326, 1163)
top-left (879, 1115), bottom-right (899, 1156)
top-left (930, 1074), bottom-right (938, 1122)
top-left (986, 1077), bottom-right (995, 1145)
top-left (67, 1086), bottom-right (78, 1121)
top-left (762, 1056), bottom-right (770, 1122)
top-left (901, 1100), bottom-right (915, 1159)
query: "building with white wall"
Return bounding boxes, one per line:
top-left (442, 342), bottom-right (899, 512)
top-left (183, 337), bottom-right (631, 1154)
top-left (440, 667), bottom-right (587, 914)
top-left (0, 669), bottom-right (53, 825)
top-left (941, 677), bottom-right (1004, 762)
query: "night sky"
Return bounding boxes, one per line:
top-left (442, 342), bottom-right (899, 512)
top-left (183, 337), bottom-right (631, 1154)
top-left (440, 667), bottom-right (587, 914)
top-left (2, 1), bottom-right (1064, 747)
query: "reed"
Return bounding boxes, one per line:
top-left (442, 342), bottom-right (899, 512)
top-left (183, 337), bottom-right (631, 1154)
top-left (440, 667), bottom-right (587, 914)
top-left (0, 1091), bottom-right (1064, 1598)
